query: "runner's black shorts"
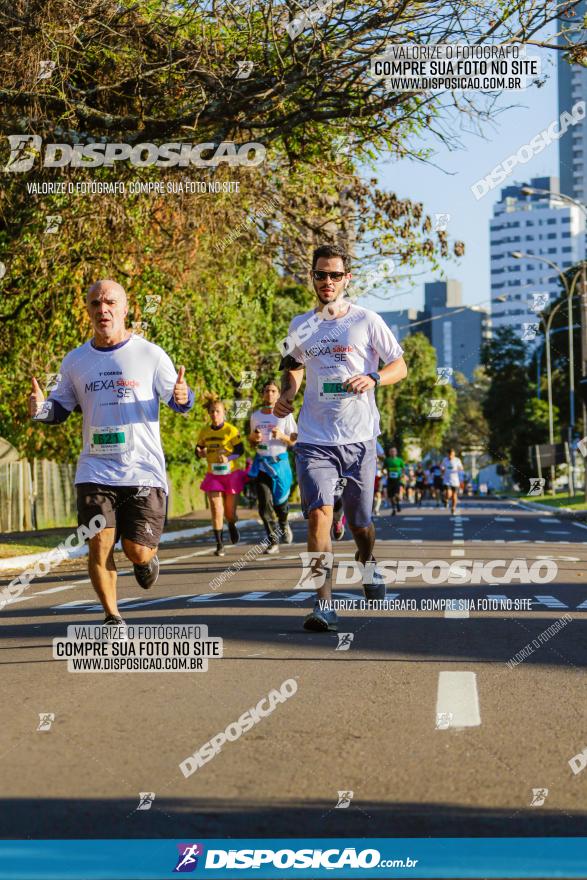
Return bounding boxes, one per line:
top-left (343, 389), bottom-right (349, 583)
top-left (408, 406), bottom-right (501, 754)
top-left (387, 477), bottom-right (402, 496)
top-left (433, 477), bottom-right (443, 490)
top-left (76, 483), bottom-right (167, 549)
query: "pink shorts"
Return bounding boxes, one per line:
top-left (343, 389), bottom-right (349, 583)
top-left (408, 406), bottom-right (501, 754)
top-left (200, 469), bottom-right (248, 495)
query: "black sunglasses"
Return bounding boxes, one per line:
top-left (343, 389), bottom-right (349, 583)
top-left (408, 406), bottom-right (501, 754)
top-left (312, 270), bottom-right (346, 282)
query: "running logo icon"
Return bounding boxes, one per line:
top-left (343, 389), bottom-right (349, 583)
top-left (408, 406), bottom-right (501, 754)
top-left (45, 372), bottom-right (62, 392)
top-left (137, 792), bottom-right (155, 810)
top-left (44, 214), bottom-right (62, 234)
top-left (435, 367), bottom-right (453, 386)
top-left (37, 713), bottom-right (55, 731)
top-left (335, 790), bottom-right (354, 809)
top-left (530, 787), bottom-right (548, 806)
top-left (522, 322), bottom-right (540, 341)
top-left (295, 552), bottom-right (334, 589)
top-left (435, 712), bottom-right (453, 730)
top-left (231, 399), bottom-right (252, 419)
top-left (527, 478), bottom-right (545, 497)
top-left (143, 294), bottom-right (162, 315)
top-left (531, 292), bottom-right (549, 313)
top-left (335, 633), bottom-right (354, 651)
top-left (38, 60), bottom-right (56, 80)
top-left (433, 212), bottom-right (450, 231)
top-left (174, 843), bottom-right (204, 873)
top-left (237, 371), bottom-right (257, 390)
top-left (427, 399), bottom-right (447, 419)
top-left (235, 60), bottom-right (254, 79)
top-left (4, 134), bottom-right (42, 172)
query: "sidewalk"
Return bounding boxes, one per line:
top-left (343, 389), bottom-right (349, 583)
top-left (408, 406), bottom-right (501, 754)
top-left (507, 495), bottom-right (587, 521)
top-left (0, 505), bottom-right (302, 574)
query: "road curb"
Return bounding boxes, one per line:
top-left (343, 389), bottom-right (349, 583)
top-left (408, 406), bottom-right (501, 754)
top-left (0, 512), bottom-right (304, 575)
top-left (509, 497), bottom-right (587, 521)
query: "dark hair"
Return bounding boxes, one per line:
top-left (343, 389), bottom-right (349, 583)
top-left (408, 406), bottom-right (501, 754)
top-left (262, 379), bottom-right (279, 391)
top-left (311, 243), bottom-right (351, 273)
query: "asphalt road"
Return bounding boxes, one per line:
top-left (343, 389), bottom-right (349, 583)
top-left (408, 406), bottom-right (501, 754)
top-left (1, 497), bottom-right (587, 839)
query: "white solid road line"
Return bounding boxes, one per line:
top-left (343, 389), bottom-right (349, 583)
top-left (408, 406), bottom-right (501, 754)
top-left (6, 548), bottom-right (213, 608)
top-left (450, 549), bottom-right (465, 556)
top-left (436, 671), bottom-right (481, 728)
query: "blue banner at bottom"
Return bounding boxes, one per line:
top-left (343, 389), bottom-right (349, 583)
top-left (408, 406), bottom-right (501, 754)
top-left (0, 838), bottom-right (586, 879)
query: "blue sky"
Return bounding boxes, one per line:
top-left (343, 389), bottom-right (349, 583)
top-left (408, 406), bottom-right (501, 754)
top-left (361, 43), bottom-right (563, 315)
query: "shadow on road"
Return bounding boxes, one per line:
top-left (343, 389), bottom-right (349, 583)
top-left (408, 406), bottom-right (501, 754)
top-left (0, 796), bottom-right (585, 838)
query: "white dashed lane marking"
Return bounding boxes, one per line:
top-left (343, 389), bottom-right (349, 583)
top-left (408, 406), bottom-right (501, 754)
top-left (444, 599), bottom-right (469, 619)
top-left (436, 671), bottom-right (481, 728)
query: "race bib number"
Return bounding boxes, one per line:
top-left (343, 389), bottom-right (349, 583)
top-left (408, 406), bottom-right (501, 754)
top-left (90, 425), bottom-right (133, 455)
top-left (320, 381), bottom-right (354, 400)
top-left (211, 462), bottom-right (231, 475)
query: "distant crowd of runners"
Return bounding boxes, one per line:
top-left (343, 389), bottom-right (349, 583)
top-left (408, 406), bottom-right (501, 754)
top-left (29, 242), bottom-right (469, 634)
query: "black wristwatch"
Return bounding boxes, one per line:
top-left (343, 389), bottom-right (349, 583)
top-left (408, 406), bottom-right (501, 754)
top-left (367, 372), bottom-right (381, 387)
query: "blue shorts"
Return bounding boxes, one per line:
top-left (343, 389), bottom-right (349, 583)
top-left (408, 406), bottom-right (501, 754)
top-left (294, 440), bottom-right (376, 529)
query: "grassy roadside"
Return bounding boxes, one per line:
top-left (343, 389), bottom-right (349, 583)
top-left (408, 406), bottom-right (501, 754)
top-left (505, 491), bottom-right (587, 512)
top-left (527, 492), bottom-right (587, 512)
top-left (0, 512), bottom-right (215, 560)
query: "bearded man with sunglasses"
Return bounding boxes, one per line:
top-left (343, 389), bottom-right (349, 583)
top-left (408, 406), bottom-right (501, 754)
top-left (274, 243), bottom-right (407, 632)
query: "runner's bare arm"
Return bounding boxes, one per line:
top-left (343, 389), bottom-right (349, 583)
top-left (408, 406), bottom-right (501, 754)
top-left (271, 427), bottom-right (296, 447)
top-left (344, 356), bottom-right (407, 394)
top-left (378, 356), bottom-right (408, 386)
top-left (275, 356), bottom-right (304, 417)
top-left (29, 376), bottom-right (75, 423)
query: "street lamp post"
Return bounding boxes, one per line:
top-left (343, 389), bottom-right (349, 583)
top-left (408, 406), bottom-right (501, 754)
top-left (511, 251), bottom-right (586, 496)
top-left (520, 185), bottom-right (587, 436)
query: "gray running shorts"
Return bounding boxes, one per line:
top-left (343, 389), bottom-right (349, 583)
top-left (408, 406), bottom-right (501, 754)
top-left (294, 439), bottom-right (376, 529)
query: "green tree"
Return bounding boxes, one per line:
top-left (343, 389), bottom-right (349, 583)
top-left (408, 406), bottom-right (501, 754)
top-left (512, 398), bottom-right (559, 492)
top-left (442, 368), bottom-right (490, 452)
top-left (379, 333), bottom-right (456, 452)
top-left (481, 326), bottom-right (530, 463)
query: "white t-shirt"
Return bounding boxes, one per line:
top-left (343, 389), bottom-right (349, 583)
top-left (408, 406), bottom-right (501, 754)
top-left (442, 456), bottom-right (464, 488)
top-left (250, 409), bottom-right (297, 457)
top-left (286, 303), bottom-right (403, 445)
top-left (45, 335), bottom-right (180, 491)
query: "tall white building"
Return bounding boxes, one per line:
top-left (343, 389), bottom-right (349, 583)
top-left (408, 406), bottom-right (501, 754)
top-left (490, 176), bottom-right (585, 335)
top-left (558, 0), bottom-right (587, 206)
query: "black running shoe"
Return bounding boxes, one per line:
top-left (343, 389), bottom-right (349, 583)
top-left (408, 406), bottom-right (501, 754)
top-left (102, 614), bottom-right (128, 640)
top-left (228, 521), bottom-right (240, 544)
top-left (214, 544), bottom-right (225, 557)
top-left (133, 555), bottom-right (159, 589)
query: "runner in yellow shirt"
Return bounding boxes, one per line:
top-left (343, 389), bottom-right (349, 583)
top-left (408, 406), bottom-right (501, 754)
top-left (196, 396), bottom-right (248, 556)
